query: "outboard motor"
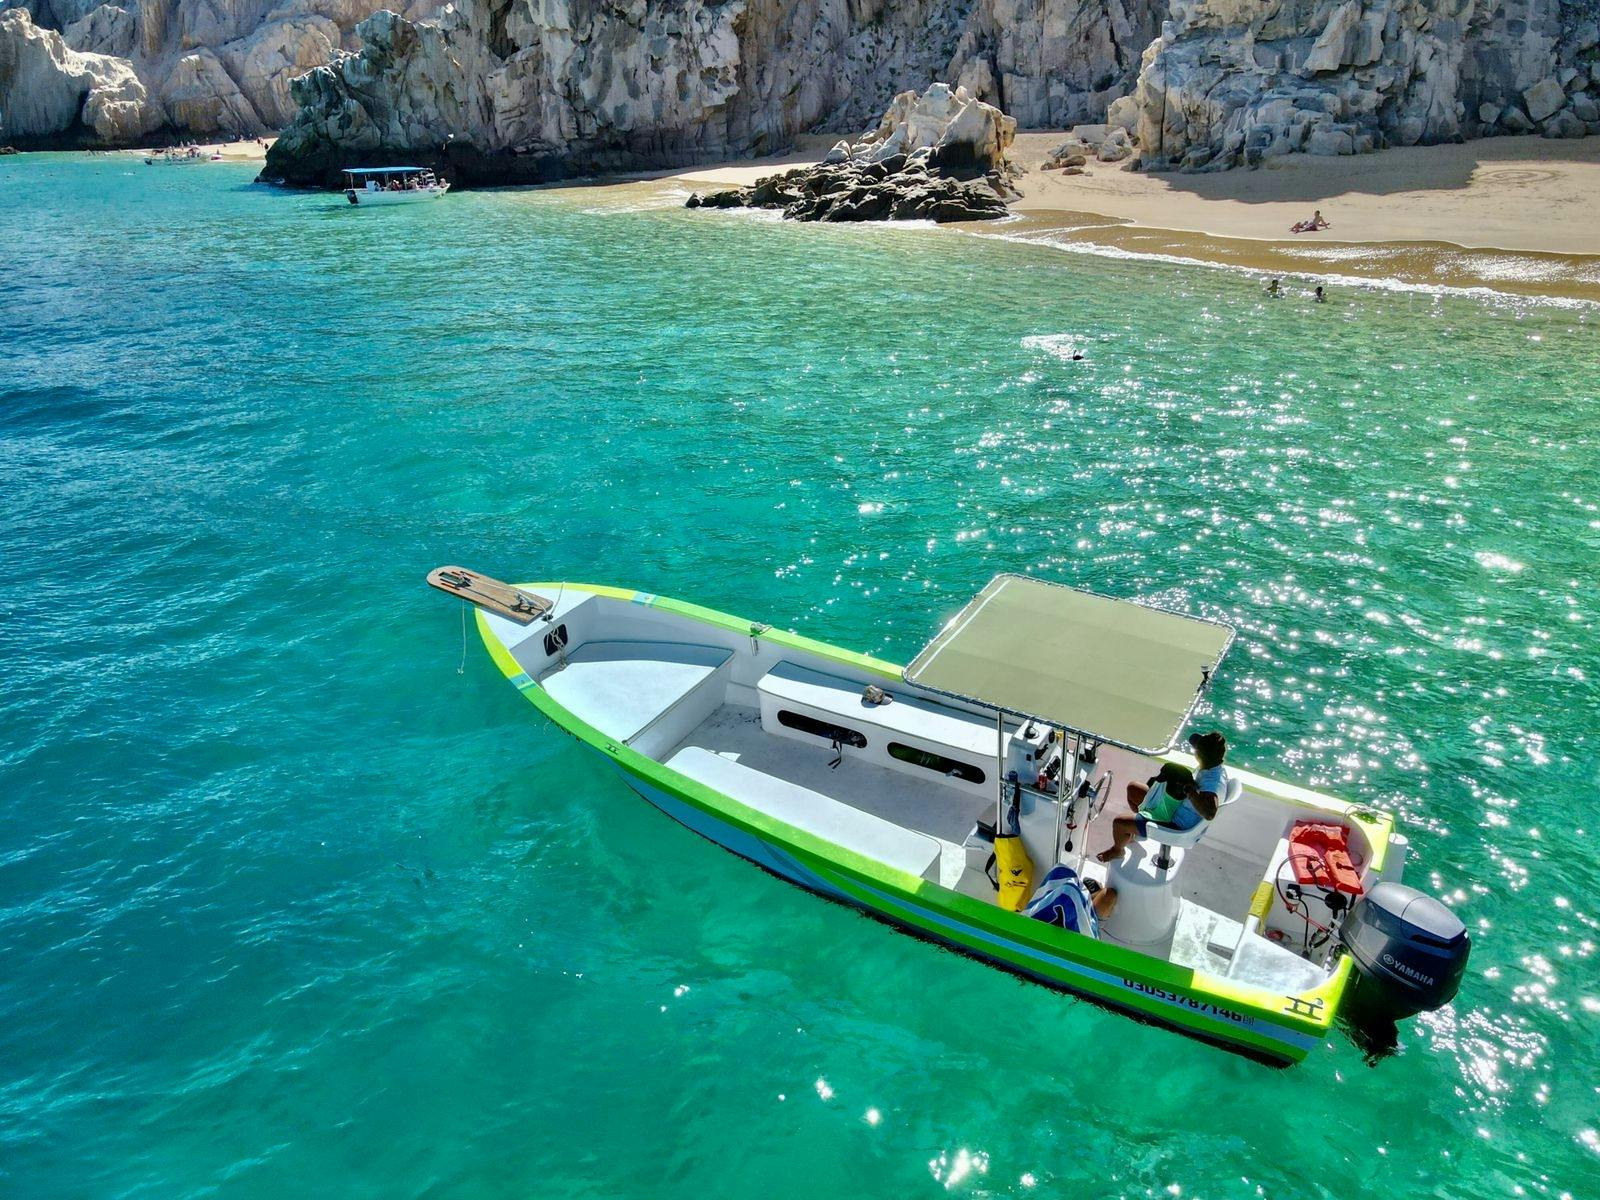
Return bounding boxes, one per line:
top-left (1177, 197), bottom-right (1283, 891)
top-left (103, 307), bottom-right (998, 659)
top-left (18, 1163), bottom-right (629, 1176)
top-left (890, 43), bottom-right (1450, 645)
top-left (1339, 882), bottom-right (1470, 1030)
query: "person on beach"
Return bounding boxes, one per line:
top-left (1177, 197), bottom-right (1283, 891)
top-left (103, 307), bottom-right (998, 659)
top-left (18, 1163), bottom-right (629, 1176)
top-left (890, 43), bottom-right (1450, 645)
top-left (1290, 210), bottom-right (1331, 233)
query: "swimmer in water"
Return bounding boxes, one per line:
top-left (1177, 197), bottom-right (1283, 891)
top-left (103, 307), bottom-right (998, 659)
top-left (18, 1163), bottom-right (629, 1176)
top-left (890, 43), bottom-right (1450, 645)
top-left (1314, 285), bottom-right (1326, 303)
top-left (1267, 278), bottom-right (1281, 297)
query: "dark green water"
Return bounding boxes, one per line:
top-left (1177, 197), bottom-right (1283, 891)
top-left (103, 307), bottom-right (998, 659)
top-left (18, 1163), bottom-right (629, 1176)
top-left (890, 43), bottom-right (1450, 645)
top-left (2, 155), bottom-right (1597, 1198)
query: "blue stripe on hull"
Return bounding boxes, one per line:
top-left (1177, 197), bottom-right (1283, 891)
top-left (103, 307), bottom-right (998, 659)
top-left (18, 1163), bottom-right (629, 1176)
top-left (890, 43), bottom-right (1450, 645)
top-left (609, 756), bottom-right (1313, 1061)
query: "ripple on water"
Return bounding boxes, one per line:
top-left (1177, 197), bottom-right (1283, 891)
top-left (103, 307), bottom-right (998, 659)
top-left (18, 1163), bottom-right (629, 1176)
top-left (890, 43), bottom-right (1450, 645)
top-left (0, 158), bottom-right (1598, 1200)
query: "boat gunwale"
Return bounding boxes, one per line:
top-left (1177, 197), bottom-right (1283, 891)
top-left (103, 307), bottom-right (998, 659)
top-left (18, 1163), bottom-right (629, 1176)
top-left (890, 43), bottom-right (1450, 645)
top-left (476, 582), bottom-right (1377, 1053)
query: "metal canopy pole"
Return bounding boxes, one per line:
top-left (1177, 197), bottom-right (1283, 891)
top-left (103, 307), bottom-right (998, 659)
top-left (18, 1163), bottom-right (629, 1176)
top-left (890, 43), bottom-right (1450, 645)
top-left (994, 709), bottom-right (1006, 832)
top-left (1068, 732), bottom-right (1089, 877)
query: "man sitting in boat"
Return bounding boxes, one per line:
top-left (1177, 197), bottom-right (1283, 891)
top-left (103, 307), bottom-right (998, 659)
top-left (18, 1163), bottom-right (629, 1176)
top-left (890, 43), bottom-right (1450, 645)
top-left (1024, 865), bottom-right (1116, 935)
top-left (1096, 730), bottom-right (1234, 862)
top-left (1186, 730), bottom-right (1233, 819)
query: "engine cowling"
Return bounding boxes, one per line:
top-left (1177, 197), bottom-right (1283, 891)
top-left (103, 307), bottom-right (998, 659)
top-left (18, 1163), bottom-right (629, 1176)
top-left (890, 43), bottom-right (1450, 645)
top-left (1339, 881), bottom-right (1469, 1026)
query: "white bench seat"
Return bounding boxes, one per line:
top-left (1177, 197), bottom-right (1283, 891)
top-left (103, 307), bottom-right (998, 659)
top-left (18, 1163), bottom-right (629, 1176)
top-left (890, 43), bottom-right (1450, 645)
top-left (665, 746), bottom-right (943, 883)
top-left (757, 661), bottom-right (997, 759)
top-left (539, 641), bottom-right (731, 745)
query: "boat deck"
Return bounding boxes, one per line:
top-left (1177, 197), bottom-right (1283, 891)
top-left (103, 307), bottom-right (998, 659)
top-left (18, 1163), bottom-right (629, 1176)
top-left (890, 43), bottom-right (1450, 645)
top-left (671, 705), bottom-right (983, 887)
top-left (670, 704), bottom-right (1270, 952)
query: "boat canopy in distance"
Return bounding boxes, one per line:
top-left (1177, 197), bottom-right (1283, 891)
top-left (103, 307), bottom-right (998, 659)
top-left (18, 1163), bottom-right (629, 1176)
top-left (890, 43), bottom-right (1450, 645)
top-left (903, 574), bottom-right (1235, 753)
top-left (342, 166), bottom-right (430, 175)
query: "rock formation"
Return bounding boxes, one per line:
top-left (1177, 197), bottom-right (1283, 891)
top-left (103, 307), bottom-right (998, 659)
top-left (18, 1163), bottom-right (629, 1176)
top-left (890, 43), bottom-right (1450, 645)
top-left (686, 82), bottom-right (1016, 221)
top-left (261, 0), bottom-right (1171, 186)
top-left (0, 0), bottom-right (436, 146)
top-left (6, 0), bottom-right (1599, 170)
top-left (947, 0), bottom-right (1161, 126)
top-left (1131, 0), bottom-right (1600, 170)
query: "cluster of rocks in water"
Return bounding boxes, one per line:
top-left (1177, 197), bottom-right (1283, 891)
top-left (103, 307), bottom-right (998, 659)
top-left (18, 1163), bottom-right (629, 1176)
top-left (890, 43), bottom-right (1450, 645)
top-left (686, 84), bottom-right (1015, 224)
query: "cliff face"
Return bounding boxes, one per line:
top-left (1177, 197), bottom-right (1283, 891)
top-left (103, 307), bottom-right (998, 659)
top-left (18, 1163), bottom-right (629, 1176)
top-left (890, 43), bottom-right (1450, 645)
top-left (262, 0), bottom-right (1167, 185)
top-left (0, 0), bottom-right (439, 145)
top-left (1132, 0), bottom-right (1600, 169)
top-left (5, 0), bottom-right (1595, 168)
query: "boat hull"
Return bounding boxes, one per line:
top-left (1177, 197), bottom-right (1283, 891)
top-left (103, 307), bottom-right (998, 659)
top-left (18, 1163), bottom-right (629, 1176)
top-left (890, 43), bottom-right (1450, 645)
top-left (612, 752), bottom-right (1321, 1065)
top-left (478, 584), bottom-right (1355, 1066)
top-left (344, 186), bottom-right (447, 206)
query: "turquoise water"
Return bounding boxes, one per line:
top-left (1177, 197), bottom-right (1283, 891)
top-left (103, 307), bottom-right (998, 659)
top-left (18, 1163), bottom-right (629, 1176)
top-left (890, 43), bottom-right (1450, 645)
top-left (3, 154), bottom-right (1599, 1199)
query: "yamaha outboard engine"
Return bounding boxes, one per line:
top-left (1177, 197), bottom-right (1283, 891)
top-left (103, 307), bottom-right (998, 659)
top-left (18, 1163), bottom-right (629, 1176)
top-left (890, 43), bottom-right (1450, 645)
top-left (1339, 882), bottom-right (1470, 1033)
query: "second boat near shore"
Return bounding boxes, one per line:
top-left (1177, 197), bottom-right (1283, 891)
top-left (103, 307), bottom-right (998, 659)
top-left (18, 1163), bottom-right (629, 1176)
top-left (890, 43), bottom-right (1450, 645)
top-left (341, 166), bottom-right (449, 206)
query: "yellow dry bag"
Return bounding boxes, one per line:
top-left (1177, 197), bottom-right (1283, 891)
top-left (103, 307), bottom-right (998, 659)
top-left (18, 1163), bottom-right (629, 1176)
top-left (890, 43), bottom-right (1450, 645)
top-left (992, 833), bottom-right (1034, 912)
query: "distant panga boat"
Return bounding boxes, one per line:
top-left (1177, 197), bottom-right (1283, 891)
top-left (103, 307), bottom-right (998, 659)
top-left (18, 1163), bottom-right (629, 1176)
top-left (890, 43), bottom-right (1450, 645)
top-left (342, 166), bottom-right (448, 205)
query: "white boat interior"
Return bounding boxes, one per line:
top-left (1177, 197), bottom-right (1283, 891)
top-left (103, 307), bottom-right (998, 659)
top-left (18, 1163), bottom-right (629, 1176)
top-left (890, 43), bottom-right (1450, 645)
top-left (483, 583), bottom-right (1405, 1000)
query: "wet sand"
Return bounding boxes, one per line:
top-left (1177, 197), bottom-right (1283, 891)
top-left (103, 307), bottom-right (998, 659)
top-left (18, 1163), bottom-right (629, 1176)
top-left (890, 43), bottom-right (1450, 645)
top-left (658, 132), bottom-right (1600, 303)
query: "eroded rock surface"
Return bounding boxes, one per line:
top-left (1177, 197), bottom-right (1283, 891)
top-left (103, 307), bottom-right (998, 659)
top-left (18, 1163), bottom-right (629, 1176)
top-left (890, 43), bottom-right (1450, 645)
top-left (686, 83), bottom-right (1016, 222)
top-left (1130, 0), bottom-right (1600, 170)
top-left (263, 0), bottom-right (1175, 186)
top-left (0, 0), bottom-right (436, 145)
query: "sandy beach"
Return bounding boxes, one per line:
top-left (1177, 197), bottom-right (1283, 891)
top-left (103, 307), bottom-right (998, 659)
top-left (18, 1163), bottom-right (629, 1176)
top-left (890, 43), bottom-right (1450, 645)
top-left (121, 137), bottom-right (274, 161)
top-left (663, 132), bottom-right (1600, 302)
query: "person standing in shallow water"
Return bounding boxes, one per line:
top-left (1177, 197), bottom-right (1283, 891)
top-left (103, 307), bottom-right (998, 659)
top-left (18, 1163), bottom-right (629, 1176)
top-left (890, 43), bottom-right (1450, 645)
top-left (1267, 278), bottom-right (1281, 297)
top-left (1314, 285), bottom-right (1326, 303)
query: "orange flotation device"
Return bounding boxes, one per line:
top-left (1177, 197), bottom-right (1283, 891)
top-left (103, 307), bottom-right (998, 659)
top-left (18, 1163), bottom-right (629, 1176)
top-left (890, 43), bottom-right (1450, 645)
top-left (1288, 821), bottom-right (1364, 895)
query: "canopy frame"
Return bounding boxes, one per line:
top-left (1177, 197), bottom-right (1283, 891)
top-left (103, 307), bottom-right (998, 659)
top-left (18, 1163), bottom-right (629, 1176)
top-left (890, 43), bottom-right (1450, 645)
top-left (904, 574), bottom-right (1235, 757)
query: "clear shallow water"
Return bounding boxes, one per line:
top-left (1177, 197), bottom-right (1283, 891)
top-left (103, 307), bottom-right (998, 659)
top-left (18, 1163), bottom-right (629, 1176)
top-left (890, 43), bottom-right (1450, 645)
top-left (3, 155), bottom-right (1599, 1199)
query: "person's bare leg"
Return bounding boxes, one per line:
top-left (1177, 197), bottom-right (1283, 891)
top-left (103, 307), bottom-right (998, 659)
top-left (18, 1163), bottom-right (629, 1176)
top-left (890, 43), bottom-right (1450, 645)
top-left (1093, 886), bottom-right (1118, 919)
top-left (1125, 781), bottom-right (1148, 814)
top-left (1097, 816), bottom-right (1139, 863)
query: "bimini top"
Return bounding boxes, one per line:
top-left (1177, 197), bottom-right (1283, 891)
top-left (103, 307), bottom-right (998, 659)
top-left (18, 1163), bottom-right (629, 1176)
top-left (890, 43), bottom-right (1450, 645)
top-left (342, 166), bottom-right (429, 174)
top-left (904, 574), bottom-right (1235, 754)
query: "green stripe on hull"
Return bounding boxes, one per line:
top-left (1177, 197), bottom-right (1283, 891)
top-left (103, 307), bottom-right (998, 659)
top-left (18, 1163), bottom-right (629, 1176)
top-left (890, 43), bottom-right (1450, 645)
top-left (477, 589), bottom-right (1349, 1064)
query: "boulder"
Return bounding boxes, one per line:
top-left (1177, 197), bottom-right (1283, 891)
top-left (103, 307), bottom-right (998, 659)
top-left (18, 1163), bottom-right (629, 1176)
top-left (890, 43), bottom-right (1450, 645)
top-left (859, 83), bottom-right (1015, 179)
top-left (1541, 109), bottom-right (1586, 138)
top-left (1570, 92), bottom-right (1598, 123)
top-left (1500, 105), bottom-right (1535, 133)
top-left (1523, 76), bottom-right (1566, 123)
top-left (683, 83), bottom-right (1015, 223)
top-left (1042, 136), bottom-right (1091, 168)
top-left (1096, 126), bottom-right (1132, 161)
top-left (1106, 94), bottom-right (1138, 133)
top-left (1305, 126), bottom-right (1354, 155)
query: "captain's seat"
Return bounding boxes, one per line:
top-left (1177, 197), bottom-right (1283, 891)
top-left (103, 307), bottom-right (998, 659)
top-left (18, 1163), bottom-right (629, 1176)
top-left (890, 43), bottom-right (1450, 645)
top-left (1146, 775), bottom-right (1245, 868)
top-left (1102, 776), bottom-right (1244, 948)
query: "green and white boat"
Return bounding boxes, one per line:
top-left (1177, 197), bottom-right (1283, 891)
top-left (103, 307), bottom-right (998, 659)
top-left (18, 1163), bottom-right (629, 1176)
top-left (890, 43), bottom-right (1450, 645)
top-left (431, 569), bottom-right (1469, 1065)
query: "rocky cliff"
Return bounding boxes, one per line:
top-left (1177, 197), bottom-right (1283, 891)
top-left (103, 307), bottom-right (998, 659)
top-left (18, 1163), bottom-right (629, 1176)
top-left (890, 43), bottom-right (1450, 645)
top-left (6, 0), bottom-right (1597, 168)
top-left (0, 0), bottom-right (438, 145)
top-left (1132, 0), bottom-right (1600, 170)
top-left (261, 0), bottom-right (1168, 185)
